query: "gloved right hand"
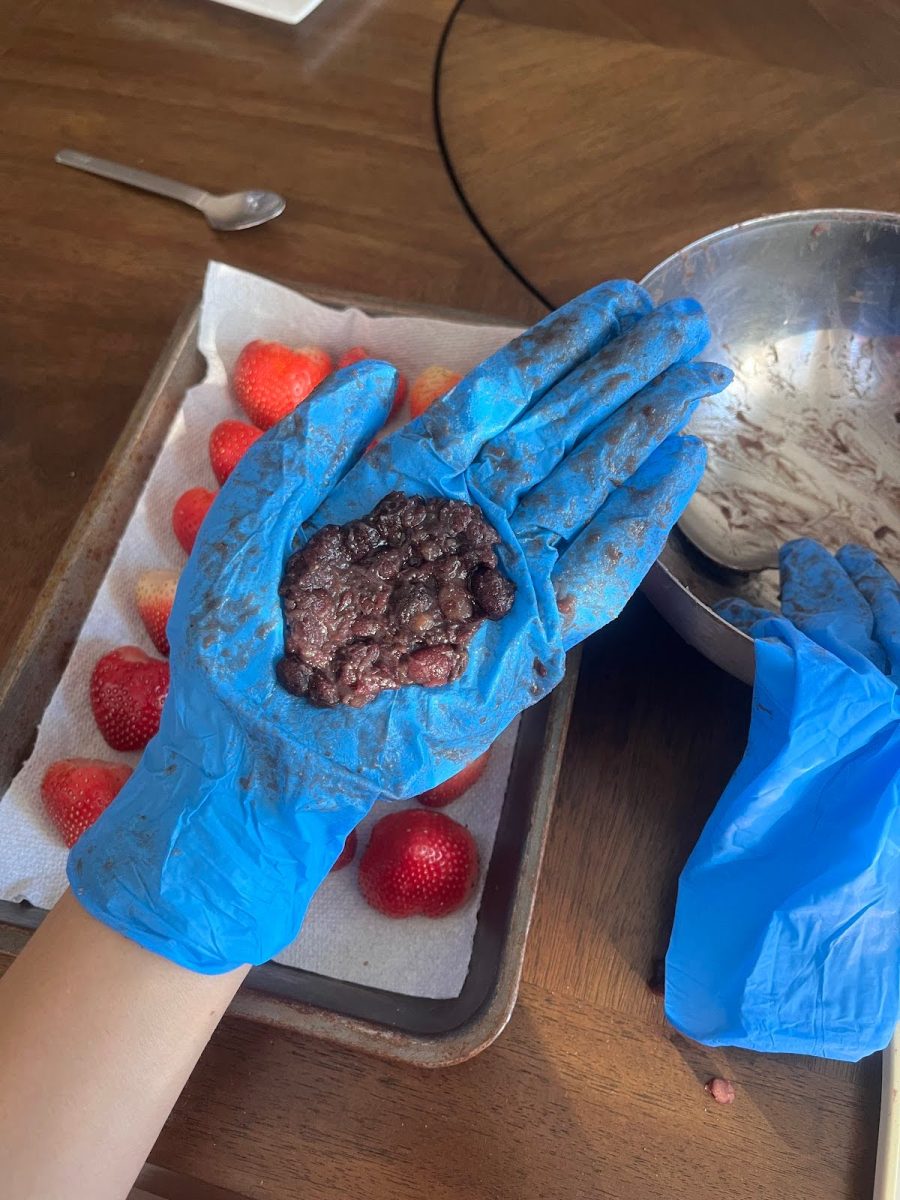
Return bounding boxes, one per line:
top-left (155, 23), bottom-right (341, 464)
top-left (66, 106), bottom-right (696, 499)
top-left (667, 539), bottom-right (900, 1060)
top-left (70, 282), bottom-right (729, 974)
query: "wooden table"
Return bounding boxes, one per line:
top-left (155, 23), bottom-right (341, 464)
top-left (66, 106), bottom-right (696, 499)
top-left (0, 2), bottom-right (884, 1197)
top-left (437, 0), bottom-right (900, 304)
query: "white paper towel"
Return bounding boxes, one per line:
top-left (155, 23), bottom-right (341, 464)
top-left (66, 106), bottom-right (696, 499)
top-left (0, 262), bottom-right (525, 999)
top-left (208, 0), bottom-right (326, 25)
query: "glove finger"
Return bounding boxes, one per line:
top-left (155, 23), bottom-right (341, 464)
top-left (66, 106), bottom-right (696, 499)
top-left (779, 538), bottom-right (888, 672)
top-left (472, 299), bottom-right (714, 513)
top-left (511, 362), bottom-right (727, 543)
top-left (416, 280), bottom-right (653, 473)
top-left (170, 362), bottom-right (395, 655)
top-left (714, 597), bottom-right (780, 636)
top-left (836, 543), bottom-right (900, 680)
top-left (551, 434), bottom-right (706, 649)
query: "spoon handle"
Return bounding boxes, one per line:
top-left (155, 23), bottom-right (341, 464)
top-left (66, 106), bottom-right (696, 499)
top-left (55, 149), bottom-right (207, 209)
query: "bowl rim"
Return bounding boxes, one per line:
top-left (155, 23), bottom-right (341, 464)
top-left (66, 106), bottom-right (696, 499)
top-left (641, 207), bottom-right (900, 290)
top-left (640, 207), bottom-right (900, 659)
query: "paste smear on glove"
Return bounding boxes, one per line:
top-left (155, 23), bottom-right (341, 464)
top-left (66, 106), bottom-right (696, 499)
top-left (277, 491), bottom-right (516, 707)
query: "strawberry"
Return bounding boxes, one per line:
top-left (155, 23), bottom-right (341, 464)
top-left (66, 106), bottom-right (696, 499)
top-left (337, 346), bottom-right (407, 417)
top-left (409, 365), bottom-right (461, 419)
top-left (330, 828), bottom-right (358, 872)
top-left (41, 758), bottom-right (133, 847)
top-left (233, 340), bottom-right (333, 430)
top-left (90, 646), bottom-right (170, 752)
top-left (208, 419), bottom-right (262, 485)
top-left (135, 568), bottom-right (178, 656)
top-left (389, 371), bottom-right (409, 418)
top-left (337, 346), bottom-right (369, 369)
top-left (358, 810), bottom-right (479, 918)
top-left (416, 748), bottom-right (491, 808)
top-left (172, 487), bottom-right (216, 554)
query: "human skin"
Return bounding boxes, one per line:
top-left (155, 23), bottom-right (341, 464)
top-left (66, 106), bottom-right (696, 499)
top-left (0, 890), bottom-right (248, 1200)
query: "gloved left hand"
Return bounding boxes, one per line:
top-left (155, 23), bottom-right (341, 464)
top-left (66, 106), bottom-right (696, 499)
top-left (69, 282), bottom-right (730, 973)
top-left (667, 538), bottom-right (900, 1060)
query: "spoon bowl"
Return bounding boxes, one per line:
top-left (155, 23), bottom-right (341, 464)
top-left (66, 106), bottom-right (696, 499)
top-left (200, 190), bottom-right (286, 232)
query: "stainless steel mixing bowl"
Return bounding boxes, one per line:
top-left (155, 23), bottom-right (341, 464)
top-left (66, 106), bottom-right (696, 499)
top-left (640, 209), bottom-right (900, 684)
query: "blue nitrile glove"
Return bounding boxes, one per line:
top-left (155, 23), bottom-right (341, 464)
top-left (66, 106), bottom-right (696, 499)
top-left (69, 282), bottom-right (731, 973)
top-left (666, 539), bottom-right (900, 1060)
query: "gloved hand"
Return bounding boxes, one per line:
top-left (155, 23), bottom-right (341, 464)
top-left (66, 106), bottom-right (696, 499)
top-left (69, 281), bottom-right (731, 973)
top-left (666, 538), bottom-right (900, 1060)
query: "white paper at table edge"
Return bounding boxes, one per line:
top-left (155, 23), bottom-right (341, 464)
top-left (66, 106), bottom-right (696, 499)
top-left (207, 0), bottom-right (326, 24)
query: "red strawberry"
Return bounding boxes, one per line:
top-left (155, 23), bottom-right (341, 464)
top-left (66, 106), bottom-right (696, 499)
top-left (90, 646), bottom-right (170, 752)
top-left (172, 487), bottom-right (216, 554)
top-left (337, 346), bottom-right (369, 369)
top-left (358, 810), bottom-right (479, 918)
top-left (416, 748), bottom-right (491, 808)
top-left (233, 340), bottom-right (333, 430)
top-left (41, 758), bottom-right (133, 847)
top-left (135, 568), bottom-right (178, 656)
top-left (392, 372), bottom-right (409, 416)
top-left (330, 828), bottom-right (358, 872)
top-left (337, 346), bottom-right (407, 418)
top-left (300, 346), bottom-right (332, 380)
top-left (409, 365), bottom-right (461, 419)
top-left (209, 419), bottom-right (262, 485)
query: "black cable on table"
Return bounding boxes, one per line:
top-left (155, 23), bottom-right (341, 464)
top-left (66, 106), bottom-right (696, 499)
top-left (431, 0), bottom-right (554, 313)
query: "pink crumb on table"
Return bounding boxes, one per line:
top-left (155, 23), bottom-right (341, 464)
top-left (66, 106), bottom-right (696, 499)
top-left (705, 1077), bottom-right (736, 1105)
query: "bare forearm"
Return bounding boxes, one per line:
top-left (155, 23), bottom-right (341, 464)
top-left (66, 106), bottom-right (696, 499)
top-left (0, 891), bottom-right (247, 1200)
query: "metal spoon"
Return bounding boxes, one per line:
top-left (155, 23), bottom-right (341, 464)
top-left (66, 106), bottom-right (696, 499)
top-left (55, 149), bottom-right (286, 231)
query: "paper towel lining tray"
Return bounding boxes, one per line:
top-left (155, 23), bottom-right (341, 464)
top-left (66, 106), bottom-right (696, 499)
top-left (0, 285), bottom-right (578, 1068)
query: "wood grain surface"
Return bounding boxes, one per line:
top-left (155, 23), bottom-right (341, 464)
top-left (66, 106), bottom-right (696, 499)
top-left (438, 0), bottom-right (900, 305)
top-left (0, 1), bottom-right (885, 1198)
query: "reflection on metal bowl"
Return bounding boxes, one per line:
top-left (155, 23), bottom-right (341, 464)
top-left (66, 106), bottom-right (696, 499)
top-left (640, 209), bottom-right (900, 684)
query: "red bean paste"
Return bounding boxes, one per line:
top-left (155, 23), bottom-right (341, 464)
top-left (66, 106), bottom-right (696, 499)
top-left (276, 492), bottom-right (516, 708)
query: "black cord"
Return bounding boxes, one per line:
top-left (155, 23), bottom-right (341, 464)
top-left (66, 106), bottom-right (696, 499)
top-left (431, 0), bottom-right (554, 313)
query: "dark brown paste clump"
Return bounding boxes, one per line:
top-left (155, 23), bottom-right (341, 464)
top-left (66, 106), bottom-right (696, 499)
top-left (276, 491), bottom-right (516, 708)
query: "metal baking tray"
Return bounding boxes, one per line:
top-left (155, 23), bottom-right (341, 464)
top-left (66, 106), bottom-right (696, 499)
top-left (0, 284), bottom-right (578, 1067)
